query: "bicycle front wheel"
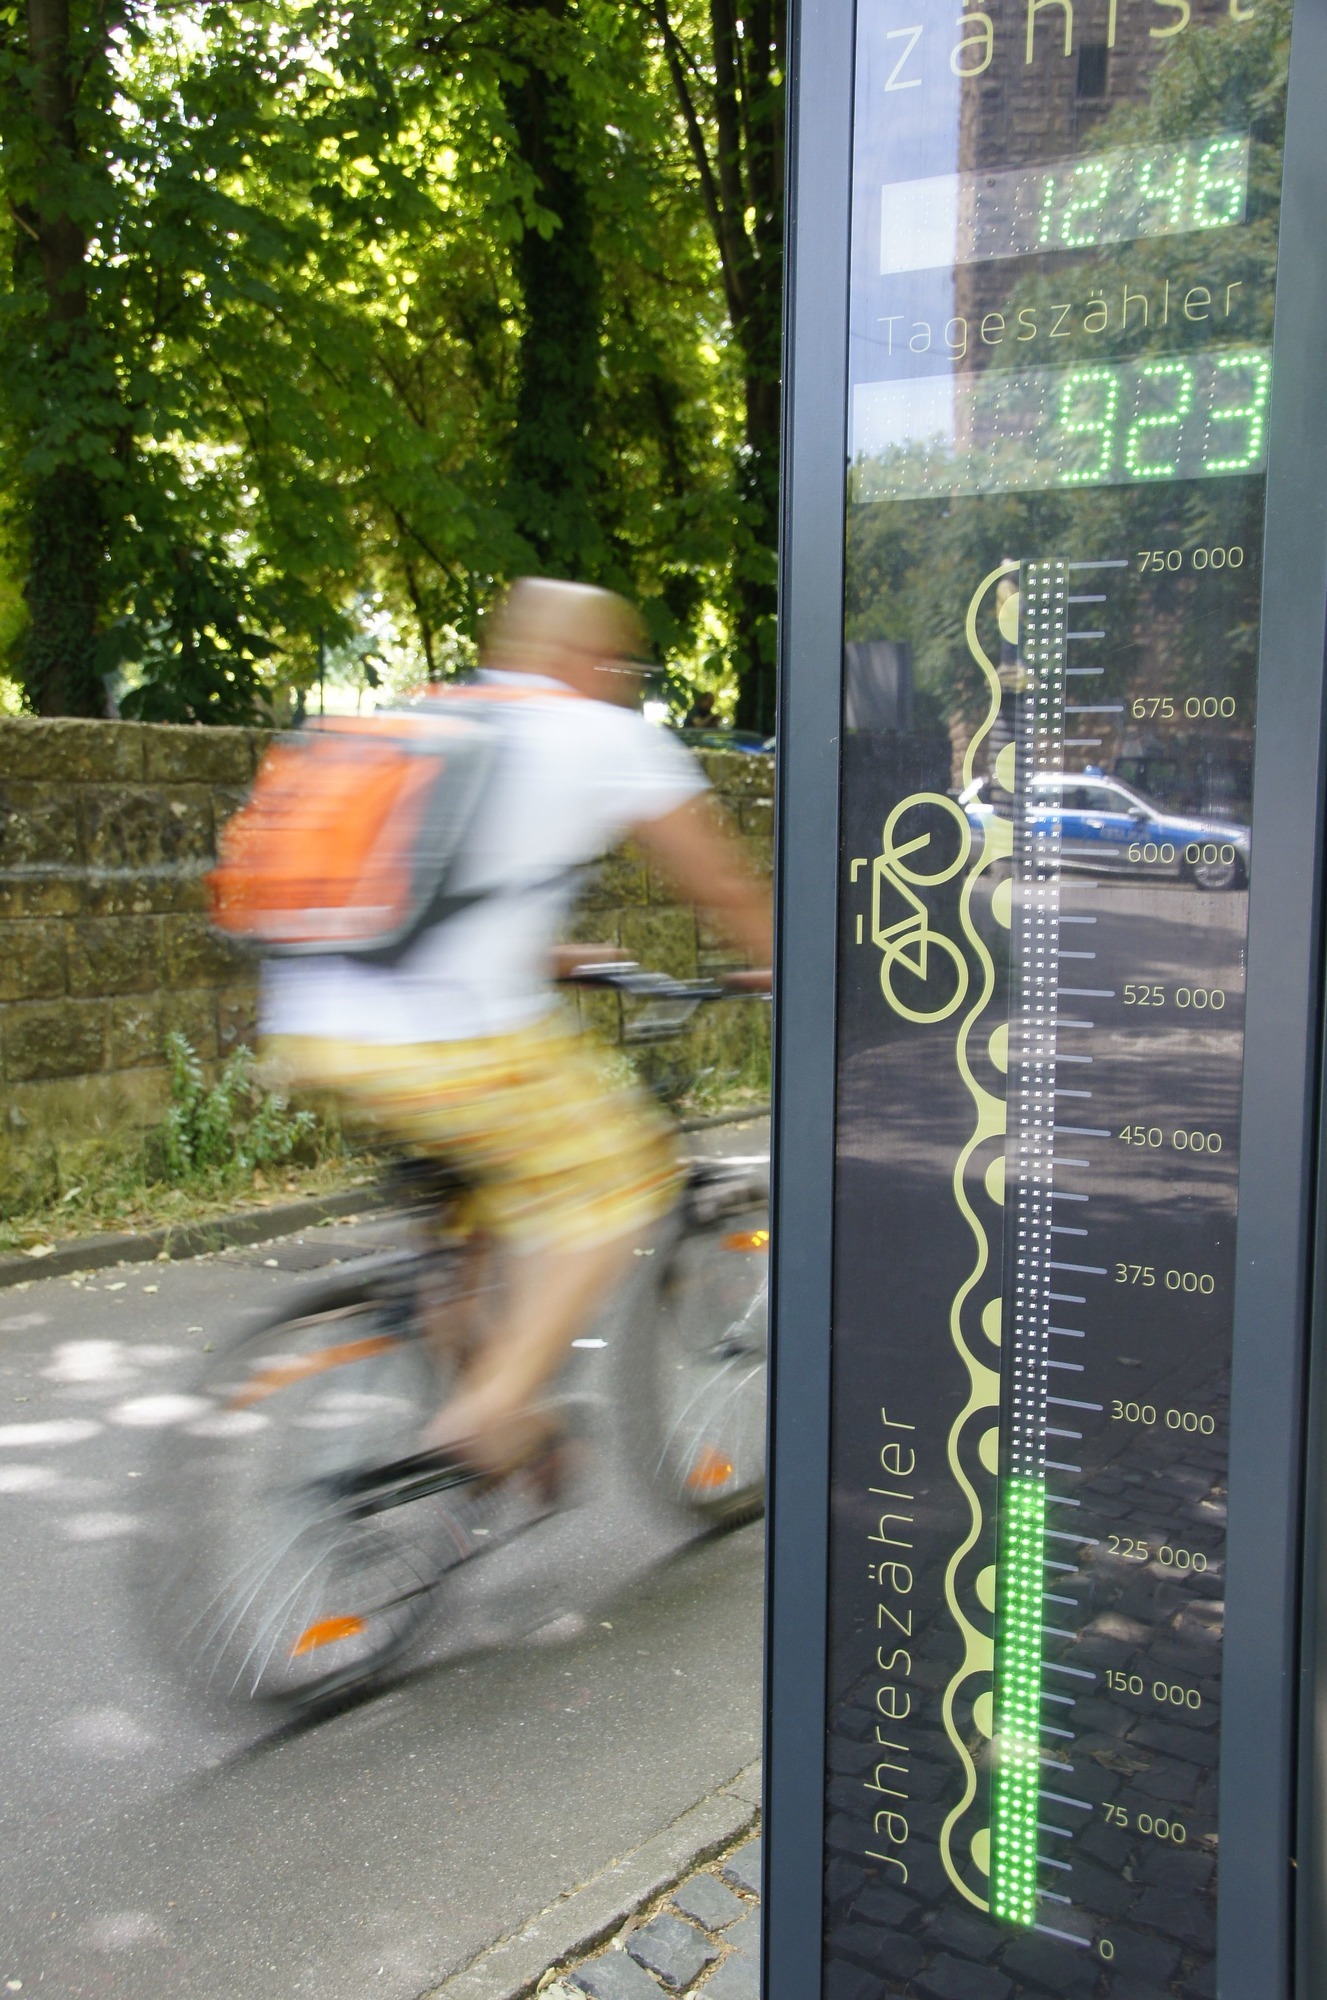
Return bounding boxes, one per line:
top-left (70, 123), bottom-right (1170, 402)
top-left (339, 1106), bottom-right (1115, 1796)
top-left (622, 1162), bottom-right (769, 1526)
top-left (137, 1262), bottom-right (464, 1712)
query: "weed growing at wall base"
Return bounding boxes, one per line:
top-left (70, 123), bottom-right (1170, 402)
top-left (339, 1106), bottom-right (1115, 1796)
top-left (162, 1034), bottom-right (316, 1178)
top-left (0, 1036), bottom-right (352, 1253)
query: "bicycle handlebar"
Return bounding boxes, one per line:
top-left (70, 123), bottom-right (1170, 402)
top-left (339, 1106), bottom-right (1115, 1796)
top-left (559, 960), bottom-right (769, 1003)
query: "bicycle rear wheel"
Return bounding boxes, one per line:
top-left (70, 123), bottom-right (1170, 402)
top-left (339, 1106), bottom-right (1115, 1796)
top-left (623, 1160), bottom-right (769, 1525)
top-left (138, 1260), bottom-right (466, 1712)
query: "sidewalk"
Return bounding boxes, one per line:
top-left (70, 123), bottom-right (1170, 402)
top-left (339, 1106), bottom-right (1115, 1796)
top-left (546, 1832), bottom-right (762, 2000)
top-left (423, 1768), bottom-right (762, 2000)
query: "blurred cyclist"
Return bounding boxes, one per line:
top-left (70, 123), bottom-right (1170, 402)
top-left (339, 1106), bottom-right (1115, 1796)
top-left (261, 578), bottom-right (771, 1480)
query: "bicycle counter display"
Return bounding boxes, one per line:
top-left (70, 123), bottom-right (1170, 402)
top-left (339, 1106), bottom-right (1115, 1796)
top-left (767, 0), bottom-right (1327, 1993)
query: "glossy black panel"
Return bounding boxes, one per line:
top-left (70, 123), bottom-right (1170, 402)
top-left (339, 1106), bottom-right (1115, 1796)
top-left (821, 3), bottom-right (1293, 1994)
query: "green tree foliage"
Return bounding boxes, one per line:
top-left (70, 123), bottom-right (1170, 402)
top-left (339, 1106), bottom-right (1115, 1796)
top-left (0, 0), bottom-right (753, 718)
top-left (647, 0), bottom-right (783, 729)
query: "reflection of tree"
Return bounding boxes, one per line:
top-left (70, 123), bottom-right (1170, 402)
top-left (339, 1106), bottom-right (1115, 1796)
top-left (846, 0), bottom-right (1289, 800)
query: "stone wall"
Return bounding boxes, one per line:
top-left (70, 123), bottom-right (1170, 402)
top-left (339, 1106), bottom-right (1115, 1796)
top-left (0, 718), bottom-right (772, 1141)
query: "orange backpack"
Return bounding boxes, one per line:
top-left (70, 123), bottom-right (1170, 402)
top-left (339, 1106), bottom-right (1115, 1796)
top-left (208, 688), bottom-right (554, 962)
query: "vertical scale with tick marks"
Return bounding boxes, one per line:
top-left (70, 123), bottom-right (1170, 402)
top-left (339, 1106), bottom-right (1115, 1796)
top-left (989, 548), bottom-right (1239, 1958)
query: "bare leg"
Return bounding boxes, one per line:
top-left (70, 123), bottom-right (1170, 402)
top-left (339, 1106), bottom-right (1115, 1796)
top-left (419, 1231), bottom-right (498, 1377)
top-left (422, 1229), bottom-right (639, 1474)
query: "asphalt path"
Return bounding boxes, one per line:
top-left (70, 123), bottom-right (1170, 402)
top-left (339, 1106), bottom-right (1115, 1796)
top-left (0, 1122), bottom-right (768, 2000)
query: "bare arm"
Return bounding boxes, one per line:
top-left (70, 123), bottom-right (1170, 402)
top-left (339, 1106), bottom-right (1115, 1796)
top-left (547, 941), bottom-right (628, 980)
top-left (633, 794), bottom-right (772, 971)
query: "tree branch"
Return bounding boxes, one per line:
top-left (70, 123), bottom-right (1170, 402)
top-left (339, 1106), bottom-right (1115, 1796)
top-left (648, 0), bottom-right (746, 327)
top-left (709, 0), bottom-right (750, 232)
top-left (8, 196), bottom-right (41, 243)
top-left (731, 4), bottom-right (752, 166)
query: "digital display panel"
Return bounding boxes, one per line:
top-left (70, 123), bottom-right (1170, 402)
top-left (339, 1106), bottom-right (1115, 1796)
top-left (879, 136), bottom-right (1249, 274)
top-left (824, 2), bottom-right (1291, 1996)
top-left (854, 347), bottom-right (1271, 498)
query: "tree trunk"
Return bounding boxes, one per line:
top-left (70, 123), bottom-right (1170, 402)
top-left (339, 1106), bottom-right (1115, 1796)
top-left (22, 467), bottom-right (107, 715)
top-left (650, 0), bottom-right (784, 728)
top-left (13, 0), bottom-right (109, 714)
top-left (502, 2), bottom-right (605, 580)
top-left (732, 368), bottom-right (779, 735)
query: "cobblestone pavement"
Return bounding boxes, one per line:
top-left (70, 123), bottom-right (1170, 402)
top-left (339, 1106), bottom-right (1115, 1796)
top-left (542, 1831), bottom-right (763, 2000)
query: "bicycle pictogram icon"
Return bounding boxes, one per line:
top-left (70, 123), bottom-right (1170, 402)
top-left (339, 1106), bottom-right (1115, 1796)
top-left (853, 792), bottom-right (972, 1023)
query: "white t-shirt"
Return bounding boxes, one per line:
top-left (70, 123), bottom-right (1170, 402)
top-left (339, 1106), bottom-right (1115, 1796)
top-left (260, 674), bottom-right (707, 1045)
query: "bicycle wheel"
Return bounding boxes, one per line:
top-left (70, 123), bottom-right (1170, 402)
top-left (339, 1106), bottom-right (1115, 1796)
top-left (881, 793), bottom-right (972, 884)
top-left (621, 1160), bottom-right (769, 1525)
top-left (879, 924), bottom-right (969, 1023)
top-left (137, 1259), bottom-right (467, 1713)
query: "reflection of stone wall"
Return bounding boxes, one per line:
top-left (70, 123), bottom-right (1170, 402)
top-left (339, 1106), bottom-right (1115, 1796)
top-left (0, 720), bottom-right (772, 1138)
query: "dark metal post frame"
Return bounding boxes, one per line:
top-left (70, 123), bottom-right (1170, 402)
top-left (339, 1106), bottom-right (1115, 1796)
top-left (766, 0), bottom-right (1327, 1994)
top-left (762, 0), bottom-right (856, 1989)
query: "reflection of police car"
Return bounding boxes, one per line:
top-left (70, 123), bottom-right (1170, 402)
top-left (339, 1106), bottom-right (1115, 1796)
top-left (957, 769), bottom-right (1249, 890)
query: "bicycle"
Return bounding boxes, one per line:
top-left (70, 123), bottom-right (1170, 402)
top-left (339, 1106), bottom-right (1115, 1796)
top-left (869, 792), bottom-right (972, 1023)
top-left (136, 967), bottom-right (769, 1714)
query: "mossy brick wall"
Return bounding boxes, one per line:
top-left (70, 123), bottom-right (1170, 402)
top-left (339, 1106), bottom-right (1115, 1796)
top-left (0, 720), bottom-right (772, 1137)
top-left (0, 719), bottom-right (267, 1136)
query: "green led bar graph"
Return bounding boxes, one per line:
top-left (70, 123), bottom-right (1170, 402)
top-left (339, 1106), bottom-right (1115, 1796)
top-left (990, 563), bottom-right (1068, 1928)
top-left (992, 1478), bottom-right (1047, 1923)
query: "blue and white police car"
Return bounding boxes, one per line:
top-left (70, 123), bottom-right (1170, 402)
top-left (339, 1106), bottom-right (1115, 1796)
top-left (957, 768), bottom-right (1249, 891)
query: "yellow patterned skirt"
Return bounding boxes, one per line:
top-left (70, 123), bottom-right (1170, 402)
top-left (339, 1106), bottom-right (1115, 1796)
top-left (264, 1021), bottom-right (681, 1253)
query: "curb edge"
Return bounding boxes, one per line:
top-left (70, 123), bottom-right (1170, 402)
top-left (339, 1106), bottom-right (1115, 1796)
top-left (0, 1110), bottom-right (769, 1293)
top-left (416, 1762), bottom-right (763, 2000)
top-left (0, 1187), bottom-right (389, 1290)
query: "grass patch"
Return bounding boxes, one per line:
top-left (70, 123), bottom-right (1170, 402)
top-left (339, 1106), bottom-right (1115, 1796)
top-left (0, 1037), bottom-right (369, 1255)
top-left (0, 1019), bottom-right (771, 1256)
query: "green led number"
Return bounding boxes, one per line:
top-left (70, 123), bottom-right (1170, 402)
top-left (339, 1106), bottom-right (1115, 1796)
top-left (1028, 138), bottom-right (1246, 255)
top-left (1059, 160), bottom-right (1111, 248)
top-left (1057, 367), bottom-right (1119, 485)
top-left (991, 1477), bottom-right (1047, 1927)
top-left (1133, 150), bottom-right (1189, 233)
top-left (1125, 360), bottom-right (1194, 479)
top-left (1194, 136), bottom-right (1246, 229)
top-left (1204, 351), bottom-right (1271, 472)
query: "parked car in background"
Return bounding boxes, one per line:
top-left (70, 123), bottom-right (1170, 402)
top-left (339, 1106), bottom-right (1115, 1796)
top-left (957, 768), bottom-right (1250, 890)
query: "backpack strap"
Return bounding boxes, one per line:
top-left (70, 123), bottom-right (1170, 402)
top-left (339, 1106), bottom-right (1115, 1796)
top-left (353, 862), bottom-right (590, 968)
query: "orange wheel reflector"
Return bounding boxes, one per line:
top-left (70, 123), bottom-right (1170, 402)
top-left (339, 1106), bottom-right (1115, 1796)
top-left (687, 1446), bottom-right (736, 1491)
top-left (231, 1333), bottom-right (398, 1408)
top-left (291, 1615), bottom-right (367, 1657)
top-left (721, 1229), bottom-right (769, 1252)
